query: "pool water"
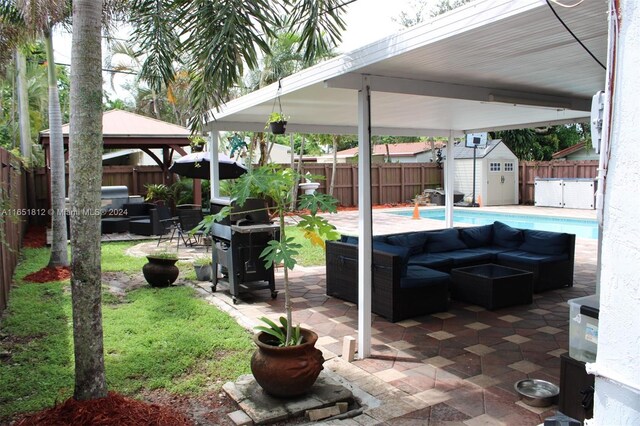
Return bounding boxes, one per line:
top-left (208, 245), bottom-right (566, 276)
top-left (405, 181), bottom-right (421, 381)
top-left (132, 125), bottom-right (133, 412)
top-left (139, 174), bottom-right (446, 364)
top-left (393, 208), bottom-right (598, 239)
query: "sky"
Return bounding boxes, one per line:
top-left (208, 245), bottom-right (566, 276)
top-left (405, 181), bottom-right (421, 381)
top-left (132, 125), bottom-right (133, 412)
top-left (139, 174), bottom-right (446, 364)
top-left (52, 0), bottom-right (425, 101)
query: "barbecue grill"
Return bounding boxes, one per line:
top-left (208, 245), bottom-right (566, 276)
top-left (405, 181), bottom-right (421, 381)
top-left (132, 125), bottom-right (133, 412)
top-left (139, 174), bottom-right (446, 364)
top-left (210, 197), bottom-right (279, 304)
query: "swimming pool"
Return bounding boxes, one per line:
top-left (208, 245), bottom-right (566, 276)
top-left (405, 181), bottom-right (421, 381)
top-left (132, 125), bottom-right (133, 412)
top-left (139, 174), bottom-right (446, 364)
top-left (392, 208), bottom-right (598, 239)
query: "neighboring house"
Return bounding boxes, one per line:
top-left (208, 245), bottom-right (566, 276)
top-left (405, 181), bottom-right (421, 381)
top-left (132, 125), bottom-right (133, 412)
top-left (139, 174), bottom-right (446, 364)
top-left (448, 139), bottom-right (519, 206)
top-left (328, 141), bottom-right (445, 164)
top-left (552, 142), bottom-right (599, 161)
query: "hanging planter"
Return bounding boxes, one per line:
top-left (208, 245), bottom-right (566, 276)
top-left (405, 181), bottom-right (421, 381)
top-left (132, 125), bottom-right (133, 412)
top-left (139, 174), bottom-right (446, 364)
top-left (266, 112), bottom-right (288, 135)
top-left (189, 135), bottom-right (207, 152)
top-left (266, 80), bottom-right (289, 135)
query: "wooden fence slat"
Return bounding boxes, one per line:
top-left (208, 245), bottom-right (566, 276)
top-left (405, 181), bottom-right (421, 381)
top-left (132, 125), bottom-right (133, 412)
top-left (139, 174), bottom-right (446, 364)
top-left (32, 159), bottom-right (599, 210)
top-left (1, 147), bottom-right (28, 313)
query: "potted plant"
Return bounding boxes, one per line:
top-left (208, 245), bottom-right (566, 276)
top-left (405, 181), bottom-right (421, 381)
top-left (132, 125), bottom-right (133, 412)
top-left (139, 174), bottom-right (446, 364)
top-left (143, 251), bottom-right (179, 287)
top-left (193, 256), bottom-right (212, 281)
top-left (198, 164), bottom-right (339, 397)
top-left (144, 183), bottom-right (171, 205)
top-left (189, 135), bottom-right (207, 153)
top-left (265, 112), bottom-right (288, 135)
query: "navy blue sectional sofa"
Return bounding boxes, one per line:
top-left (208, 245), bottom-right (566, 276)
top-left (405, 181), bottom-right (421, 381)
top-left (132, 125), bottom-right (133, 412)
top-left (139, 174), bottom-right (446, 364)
top-left (325, 221), bottom-right (575, 322)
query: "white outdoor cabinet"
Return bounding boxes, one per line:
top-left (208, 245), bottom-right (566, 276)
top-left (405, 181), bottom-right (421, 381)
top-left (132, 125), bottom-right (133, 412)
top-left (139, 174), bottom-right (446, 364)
top-left (535, 178), bottom-right (595, 209)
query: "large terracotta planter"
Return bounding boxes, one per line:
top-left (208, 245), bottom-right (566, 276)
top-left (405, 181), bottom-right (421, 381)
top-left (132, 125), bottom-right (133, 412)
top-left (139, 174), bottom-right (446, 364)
top-left (142, 256), bottom-right (179, 287)
top-left (251, 328), bottom-right (324, 398)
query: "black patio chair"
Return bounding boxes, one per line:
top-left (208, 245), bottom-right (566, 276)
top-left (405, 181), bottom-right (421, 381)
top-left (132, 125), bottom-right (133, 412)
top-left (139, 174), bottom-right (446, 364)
top-left (130, 205), bottom-right (173, 236)
top-left (176, 208), bottom-right (206, 249)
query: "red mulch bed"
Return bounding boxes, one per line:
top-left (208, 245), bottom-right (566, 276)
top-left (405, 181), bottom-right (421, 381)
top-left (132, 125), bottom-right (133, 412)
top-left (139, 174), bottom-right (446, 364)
top-left (23, 225), bottom-right (47, 248)
top-left (14, 392), bottom-right (191, 426)
top-left (24, 266), bottom-right (71, 283)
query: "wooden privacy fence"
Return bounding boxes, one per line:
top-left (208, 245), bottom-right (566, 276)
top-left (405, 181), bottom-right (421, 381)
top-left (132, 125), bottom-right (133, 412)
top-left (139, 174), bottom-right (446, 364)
top-left (519, 160), bottom-right (599, 204)
top-left (31, 159), bottom-right (600, 211)
top-left (0, 148), bottom-right (28, 313)
top-left (33, 165), bottom-right (166, 211)
top-left (301, 163), bottom-right (443, 207)
top-left (33, 163), bottom-right (444, 209)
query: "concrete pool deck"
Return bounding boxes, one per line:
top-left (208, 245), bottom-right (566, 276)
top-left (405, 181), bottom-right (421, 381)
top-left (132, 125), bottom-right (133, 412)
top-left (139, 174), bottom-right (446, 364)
top-left (327, 205), bottom-right (597, 237)
top-left (132, 205), bottom-right (598, 424)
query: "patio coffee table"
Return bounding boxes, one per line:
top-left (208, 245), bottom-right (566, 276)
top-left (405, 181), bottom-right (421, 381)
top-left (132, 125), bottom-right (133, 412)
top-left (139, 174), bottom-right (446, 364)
top-left (450, 263), bottom-right (533, 310)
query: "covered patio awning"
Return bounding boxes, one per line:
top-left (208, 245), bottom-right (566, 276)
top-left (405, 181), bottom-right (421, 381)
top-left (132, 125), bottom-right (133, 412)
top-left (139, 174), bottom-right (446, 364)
top-left (202, 0), bottom-right (608, 358)
top-left (205, 0), bottom-right (606, 136)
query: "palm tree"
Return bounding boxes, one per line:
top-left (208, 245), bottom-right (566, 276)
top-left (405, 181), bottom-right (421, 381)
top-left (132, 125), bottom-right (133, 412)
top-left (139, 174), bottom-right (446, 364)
top-left (6, 0), bottom-right (347, 404)
top-left (130, 0), bottom-right (346, 131)
top-left (0, 0), bottom-right (70, 267)
top-left (69, 0), bottom-right (107, 400)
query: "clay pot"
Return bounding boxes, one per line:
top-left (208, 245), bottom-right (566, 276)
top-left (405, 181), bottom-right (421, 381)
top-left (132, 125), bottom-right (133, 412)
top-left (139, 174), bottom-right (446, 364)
top-left (251, 328), bottom-right (324, 398)
top-left (142, 256), bottom-right (179, 287)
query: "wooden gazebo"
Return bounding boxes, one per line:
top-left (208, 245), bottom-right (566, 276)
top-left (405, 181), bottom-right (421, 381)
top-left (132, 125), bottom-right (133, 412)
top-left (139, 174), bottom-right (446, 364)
top-left (39, 109), bottom-right (204, 205)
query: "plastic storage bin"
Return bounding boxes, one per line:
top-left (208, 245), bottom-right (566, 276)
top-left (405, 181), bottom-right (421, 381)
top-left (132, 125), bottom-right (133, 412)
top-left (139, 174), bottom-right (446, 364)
top-left (568, 294), bottom-right (599, 362)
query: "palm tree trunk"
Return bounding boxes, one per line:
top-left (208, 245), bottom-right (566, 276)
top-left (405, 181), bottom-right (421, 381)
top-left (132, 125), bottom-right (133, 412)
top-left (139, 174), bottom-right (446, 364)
top-left (15, 49), bottom-right (32, 160)
top-left (69, 0), bottom-right (107, 400)
top-left (45, 31), bottom-right (69, 267)
top-left (330, 135), bottom-right (338, 196)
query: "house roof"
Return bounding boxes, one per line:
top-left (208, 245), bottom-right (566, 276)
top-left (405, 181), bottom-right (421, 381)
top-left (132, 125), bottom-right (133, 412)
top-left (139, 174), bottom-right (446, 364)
top-left (203, 0), bottom-right (607, 136)
top-left (552, 141), bottom-right (588, 159)
top-left (337, 141), bottom-right (446, 157)
top-left (40, 109), bottom-right (191, 148)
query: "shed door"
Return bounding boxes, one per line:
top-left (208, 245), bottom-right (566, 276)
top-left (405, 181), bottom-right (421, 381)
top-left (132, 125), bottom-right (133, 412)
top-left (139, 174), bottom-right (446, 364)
top-left (486, 160), bottom-right (516, 205)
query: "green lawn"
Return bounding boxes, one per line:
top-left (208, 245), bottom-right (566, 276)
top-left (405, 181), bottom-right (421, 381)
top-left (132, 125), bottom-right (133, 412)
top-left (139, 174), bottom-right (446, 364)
top-left (285, 225), bottom-right (328, 267)
top-left (0, 242), bottom-right (254, 419)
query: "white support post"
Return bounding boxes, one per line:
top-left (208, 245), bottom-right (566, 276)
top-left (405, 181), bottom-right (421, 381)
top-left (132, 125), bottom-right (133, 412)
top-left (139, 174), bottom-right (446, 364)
top-left (357, 76), bottom-right (372, 359)
top-left (209, 131), bottom-right (220, 199)
top-left (445, 130), bottom-right (455, 228)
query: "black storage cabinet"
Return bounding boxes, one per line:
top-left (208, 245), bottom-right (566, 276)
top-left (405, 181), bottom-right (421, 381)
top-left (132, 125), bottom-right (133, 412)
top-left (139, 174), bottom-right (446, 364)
top-left (559, 354), bottom-right (595, 422)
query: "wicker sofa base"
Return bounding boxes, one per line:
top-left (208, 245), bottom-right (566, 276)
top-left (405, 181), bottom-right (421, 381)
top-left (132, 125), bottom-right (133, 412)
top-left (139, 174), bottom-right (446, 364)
top-left (326, 243), bottom-right (450, 322)
top-left (326, 224), bottom-right (575, 322)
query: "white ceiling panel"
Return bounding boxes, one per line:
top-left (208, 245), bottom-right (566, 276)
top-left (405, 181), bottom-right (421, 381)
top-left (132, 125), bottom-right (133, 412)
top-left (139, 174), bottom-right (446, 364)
top-left (205, 0), bottom-right (607, 136)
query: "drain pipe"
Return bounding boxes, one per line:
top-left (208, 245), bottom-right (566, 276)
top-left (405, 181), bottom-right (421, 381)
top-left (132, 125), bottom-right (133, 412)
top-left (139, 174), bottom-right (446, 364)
top-left (593, 0), bottom-right (617, 297)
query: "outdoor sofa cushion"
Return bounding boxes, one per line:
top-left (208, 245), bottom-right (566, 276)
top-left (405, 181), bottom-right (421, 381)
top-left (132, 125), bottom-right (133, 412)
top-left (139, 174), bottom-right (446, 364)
top-left (408, 252), bottom-right (452, 270)
top-left (400, 265), bottom-right (450, 289)
top-left (373, 242), bottom-right (411, 276)
top-left (496, 250), bottom-right (568, 265)
top-left (344, 235), bottom-right (388, 245)
top-left (424, 228), bottom-right (467, 253)
top-left (440, 248), bottom-right (493, 266)
top-left (492, 221), bottom-right (524, 248)
top-left (460, 224), bottom-right (493, 248)
top-left (519, 229), bottom-right (570, 255)
top-left (387, 232), bottom-right (430, 255)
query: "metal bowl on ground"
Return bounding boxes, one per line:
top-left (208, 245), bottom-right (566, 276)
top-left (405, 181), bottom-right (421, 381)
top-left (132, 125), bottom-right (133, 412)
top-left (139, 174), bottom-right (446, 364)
top-left (514, 379), bottom-right (560, 407)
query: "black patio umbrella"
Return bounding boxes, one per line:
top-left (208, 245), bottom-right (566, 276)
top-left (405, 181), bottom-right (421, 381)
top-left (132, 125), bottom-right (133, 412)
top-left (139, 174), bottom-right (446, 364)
top-left (168, 152), bottom-right (247, 180)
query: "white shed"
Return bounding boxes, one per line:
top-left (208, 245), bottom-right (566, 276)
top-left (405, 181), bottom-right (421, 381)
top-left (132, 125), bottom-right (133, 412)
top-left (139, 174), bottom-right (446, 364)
top-left (447, 139), bottom-right (519, 206)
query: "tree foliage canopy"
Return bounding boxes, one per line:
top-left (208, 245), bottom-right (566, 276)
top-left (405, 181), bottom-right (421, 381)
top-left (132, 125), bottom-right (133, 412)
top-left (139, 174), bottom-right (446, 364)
top-left (128, 0), bottom-right (346, 131)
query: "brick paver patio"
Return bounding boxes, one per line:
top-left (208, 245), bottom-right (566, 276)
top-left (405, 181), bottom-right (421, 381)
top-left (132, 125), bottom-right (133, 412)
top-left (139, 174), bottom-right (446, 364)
top-left (148, 206), bottom-right (598, 425)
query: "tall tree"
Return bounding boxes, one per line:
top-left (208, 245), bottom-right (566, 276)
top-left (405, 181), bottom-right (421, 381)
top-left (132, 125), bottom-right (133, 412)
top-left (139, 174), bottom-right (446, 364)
top-left (14, 49), bottom-right (31, 159)
top-left (130, 0), bottom-right (346, 132)
top-left (0, 0), bottom-right (70, 266)
top-left (69, 0), bottom-right (107, 400)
